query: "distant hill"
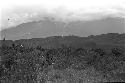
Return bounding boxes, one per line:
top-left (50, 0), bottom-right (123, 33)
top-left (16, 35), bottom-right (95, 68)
top-left (1, 17), bottom-right (125, 40)
top-left (0, 33), bottom-right (125, 49)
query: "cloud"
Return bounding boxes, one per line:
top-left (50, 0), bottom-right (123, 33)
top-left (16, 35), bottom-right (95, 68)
top-left (0, 0), bottom-right (125, 30)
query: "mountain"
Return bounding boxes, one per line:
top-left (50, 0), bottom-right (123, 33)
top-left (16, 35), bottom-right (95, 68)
top-left (0, 17), bottom-right (125, 40)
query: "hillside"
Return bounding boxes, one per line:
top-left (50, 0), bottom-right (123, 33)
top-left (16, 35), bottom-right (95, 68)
top-left (0, 33), bottom-right (125, 83)
top-left (1, 33), bottom-right (125, 48)
top-left (1, 17), bottom-right (124, 40)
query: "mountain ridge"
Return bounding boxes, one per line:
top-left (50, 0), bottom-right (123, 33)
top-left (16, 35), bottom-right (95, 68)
top-left (1, 17), bottom-right (125, 40)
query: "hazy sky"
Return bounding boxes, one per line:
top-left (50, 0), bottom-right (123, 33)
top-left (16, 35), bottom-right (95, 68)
top-left (0, 0), bottom-right (125, 31)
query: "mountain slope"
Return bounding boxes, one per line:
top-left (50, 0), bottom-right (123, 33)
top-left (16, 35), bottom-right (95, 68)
top-left (0, 17), bottom-right (125, 40)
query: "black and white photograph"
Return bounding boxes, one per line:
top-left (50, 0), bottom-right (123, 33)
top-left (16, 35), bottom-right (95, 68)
top-left (0, 0), bottom-right (125, 83)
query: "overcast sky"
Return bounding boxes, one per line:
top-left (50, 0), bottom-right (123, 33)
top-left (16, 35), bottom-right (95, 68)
top-left (0, 0), bottom-right (125, 31)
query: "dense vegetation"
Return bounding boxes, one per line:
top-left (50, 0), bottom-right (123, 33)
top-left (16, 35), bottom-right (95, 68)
top-left (0, 34), bottom-right (125, 83)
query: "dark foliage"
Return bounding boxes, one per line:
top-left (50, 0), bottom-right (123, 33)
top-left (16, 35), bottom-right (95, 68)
top-left (0, 38), bottom-right (125, 83)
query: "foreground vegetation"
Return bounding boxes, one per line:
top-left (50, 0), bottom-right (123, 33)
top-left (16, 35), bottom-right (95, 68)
top-left (0, 35), bottom-right (125, 83)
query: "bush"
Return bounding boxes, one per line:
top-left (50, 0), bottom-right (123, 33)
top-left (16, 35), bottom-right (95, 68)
top-left (1, 41), bottom-right (125, 83)
top-left (111, 47), bottom-right (124, 57)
